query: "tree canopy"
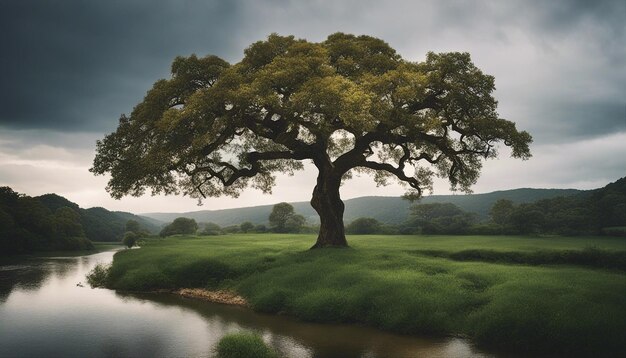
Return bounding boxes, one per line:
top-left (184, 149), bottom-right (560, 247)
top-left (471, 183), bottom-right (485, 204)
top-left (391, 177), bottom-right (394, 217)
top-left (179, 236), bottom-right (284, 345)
top-left (159, 217), bottom-right (199, 237)
top-left (92, 33), bottom-right (532, 248)
top-left (346, 217), bottom-right (382, 235)
top-left (240, 221), bottom-right (254, 233)
top-left (122, 231), bottom-right (138, 248)
top-left (269, 202), bottom-right (305, 233)
top-left (410, 202), bottom-right (476, 234)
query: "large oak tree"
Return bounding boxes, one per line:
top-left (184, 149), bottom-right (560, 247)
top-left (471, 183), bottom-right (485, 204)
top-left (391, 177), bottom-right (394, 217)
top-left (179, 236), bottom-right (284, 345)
top-left (92, 33), bottom-right (532, 248)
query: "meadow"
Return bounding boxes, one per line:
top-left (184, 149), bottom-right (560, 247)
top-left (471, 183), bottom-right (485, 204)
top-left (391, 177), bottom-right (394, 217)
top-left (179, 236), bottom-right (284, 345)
top-left (102, 234), bottom-right (626, 356)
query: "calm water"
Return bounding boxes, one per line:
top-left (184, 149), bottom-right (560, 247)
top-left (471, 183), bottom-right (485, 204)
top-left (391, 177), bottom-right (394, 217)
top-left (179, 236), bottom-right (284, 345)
top-left (0, 249), bottom-right (495, 358)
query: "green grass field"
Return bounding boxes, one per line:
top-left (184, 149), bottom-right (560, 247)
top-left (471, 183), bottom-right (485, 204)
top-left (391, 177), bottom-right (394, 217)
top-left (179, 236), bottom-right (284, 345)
top-left (104, 234), bottom-right (626, 356)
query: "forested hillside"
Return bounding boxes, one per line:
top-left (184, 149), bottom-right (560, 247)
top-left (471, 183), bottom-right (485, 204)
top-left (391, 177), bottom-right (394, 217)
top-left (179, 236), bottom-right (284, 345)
top-left (37, 193), bottom-right (160, 242)
top-left (0, 187), bottom-right (93, 254)
top-left (494, 177), bottom-right (626, 235)
top-left (1, 188), bottom-right (161, 255)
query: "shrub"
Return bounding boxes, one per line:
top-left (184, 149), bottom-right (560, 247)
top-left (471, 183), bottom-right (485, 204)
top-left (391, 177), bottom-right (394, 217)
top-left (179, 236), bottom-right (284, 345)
top-left (240, 222), bottom-right (254, 233)
top-left (222, 225), bottom-right (241, 234)
top-left (122, 231), bottom-right (138, 248)
top-left (346, 217), bottom-right (381, 234)
top-left (216, 332), bottom-right (277, 358)
top-left (200, 222), bottom-right (223, 236)
top-left (86, 263), bottom-right (111, 288)
top-left (159, 217), bottom-right (198, 237)
top-left (254, 224), bottom-right (267, 233)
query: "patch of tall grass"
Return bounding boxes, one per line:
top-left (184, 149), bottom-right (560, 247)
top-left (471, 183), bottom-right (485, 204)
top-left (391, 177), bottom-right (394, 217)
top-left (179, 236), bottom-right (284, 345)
top-left (215, 332), bottom-right (277, 358)
top-left (85, 263), bottom-right (111, 288)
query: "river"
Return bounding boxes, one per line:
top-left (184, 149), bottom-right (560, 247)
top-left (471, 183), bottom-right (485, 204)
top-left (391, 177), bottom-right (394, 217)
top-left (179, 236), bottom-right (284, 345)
top-left (0, 249), bottom-right (494, 357)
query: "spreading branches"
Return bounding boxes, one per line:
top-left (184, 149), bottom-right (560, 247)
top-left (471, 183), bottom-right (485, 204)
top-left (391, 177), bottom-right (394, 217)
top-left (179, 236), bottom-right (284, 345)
top-left (92, 33), bottom-right (532, 203)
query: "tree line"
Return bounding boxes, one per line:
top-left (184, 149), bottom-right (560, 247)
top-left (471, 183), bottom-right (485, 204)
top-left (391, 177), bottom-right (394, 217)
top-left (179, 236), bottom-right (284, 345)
top-left (481, 177), bottom-right (625, 235)
top-left (350, 177), bottom-right (626, 236)
top-left (156, 177), bottom-right (625, 238)
top-left (158, 202), bottom-right (310, 237)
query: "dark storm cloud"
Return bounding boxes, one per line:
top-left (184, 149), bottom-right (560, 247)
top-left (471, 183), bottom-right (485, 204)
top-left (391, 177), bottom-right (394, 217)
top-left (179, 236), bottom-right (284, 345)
top-left (0, 0), bottom-right (244, 132)
top-left (528, 0), bottom-right (626, 140)
top-left (531, 101), bottom-right (625, 141)
top-left (0, 0), bottom-right (624, 138)
top-left (531, 0), bottom-right (625, 45)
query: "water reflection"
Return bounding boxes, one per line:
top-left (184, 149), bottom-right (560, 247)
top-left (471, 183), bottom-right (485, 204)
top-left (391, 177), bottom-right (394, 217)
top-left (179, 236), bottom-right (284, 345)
top-left (0, 261), bottom-right (68, 303)
top-left (1, 250), bottom-right (495, 358)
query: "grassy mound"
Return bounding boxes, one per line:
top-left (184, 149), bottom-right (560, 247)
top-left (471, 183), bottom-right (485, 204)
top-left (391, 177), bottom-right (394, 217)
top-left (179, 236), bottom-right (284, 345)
top-left (104, 234), bottom-right (626, 356)
top-left (216, 332), bottom-right (277, 358)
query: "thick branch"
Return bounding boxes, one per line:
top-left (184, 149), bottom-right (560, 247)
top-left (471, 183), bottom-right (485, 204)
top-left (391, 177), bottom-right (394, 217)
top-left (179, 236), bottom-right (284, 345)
top-left (333, 126), bottom-right (446, 173)
top-left (407, 89), bottom-right (444, 113)
top-left (359, 159), bottom-right (423, 197)
top-left (181, 149), bottom-right (311, 198)
top-left (242, 112), bottom-right (316, 158)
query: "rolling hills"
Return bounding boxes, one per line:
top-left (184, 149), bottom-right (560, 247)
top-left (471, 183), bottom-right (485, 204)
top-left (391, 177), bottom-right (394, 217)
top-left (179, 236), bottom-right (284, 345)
top-left (143, 187), bottom-right (582, 226)
top-left (36, 193), bottom-right (161, 241)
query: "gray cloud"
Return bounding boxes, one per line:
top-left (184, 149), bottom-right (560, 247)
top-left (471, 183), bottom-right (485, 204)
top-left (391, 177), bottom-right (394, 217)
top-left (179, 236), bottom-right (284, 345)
top-left (0, 0), bottom-right (624, 212)
top-left (2, 0), bottom-right (624, 138)
top-left (0, 0), bottom-right (244, 131)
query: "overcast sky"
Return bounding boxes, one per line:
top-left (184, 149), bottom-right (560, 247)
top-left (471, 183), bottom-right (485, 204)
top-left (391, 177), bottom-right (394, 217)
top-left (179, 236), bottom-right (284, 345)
top-left (1, 0), bottom-right (624, 213)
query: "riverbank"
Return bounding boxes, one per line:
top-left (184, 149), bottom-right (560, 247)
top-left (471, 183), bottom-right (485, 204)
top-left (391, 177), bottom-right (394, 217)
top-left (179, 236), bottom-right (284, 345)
top-left (2, 248), bottom-right (486, 357)
top-left (99, 234), bottom-right (626, 356)
top-left (175, 288), bottom-right (248, 306)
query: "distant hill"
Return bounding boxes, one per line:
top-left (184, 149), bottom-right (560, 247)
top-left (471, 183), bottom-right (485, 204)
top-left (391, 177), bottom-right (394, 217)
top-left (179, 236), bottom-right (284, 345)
top-left (37, 193), bottom-right (81, 211)
top-left (1, 188), bottom-right (93, 254)
top-left (37, 194), bottom-right (160, 242)
top-left (415, 188), bottom-right (583, 221)
top-left (585, 177), bottom-right (626, 230)
top-left (143, 187), bottom-right (582, 226)
top-left (2, 188), bottom-right (163, 254)
top-left (114, 210), bottom-right (163, 228)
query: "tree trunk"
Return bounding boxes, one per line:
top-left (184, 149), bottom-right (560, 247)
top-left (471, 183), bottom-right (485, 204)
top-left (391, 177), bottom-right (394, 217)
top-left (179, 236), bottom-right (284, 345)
top-left (310, 168), bottom-right (348, 249)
